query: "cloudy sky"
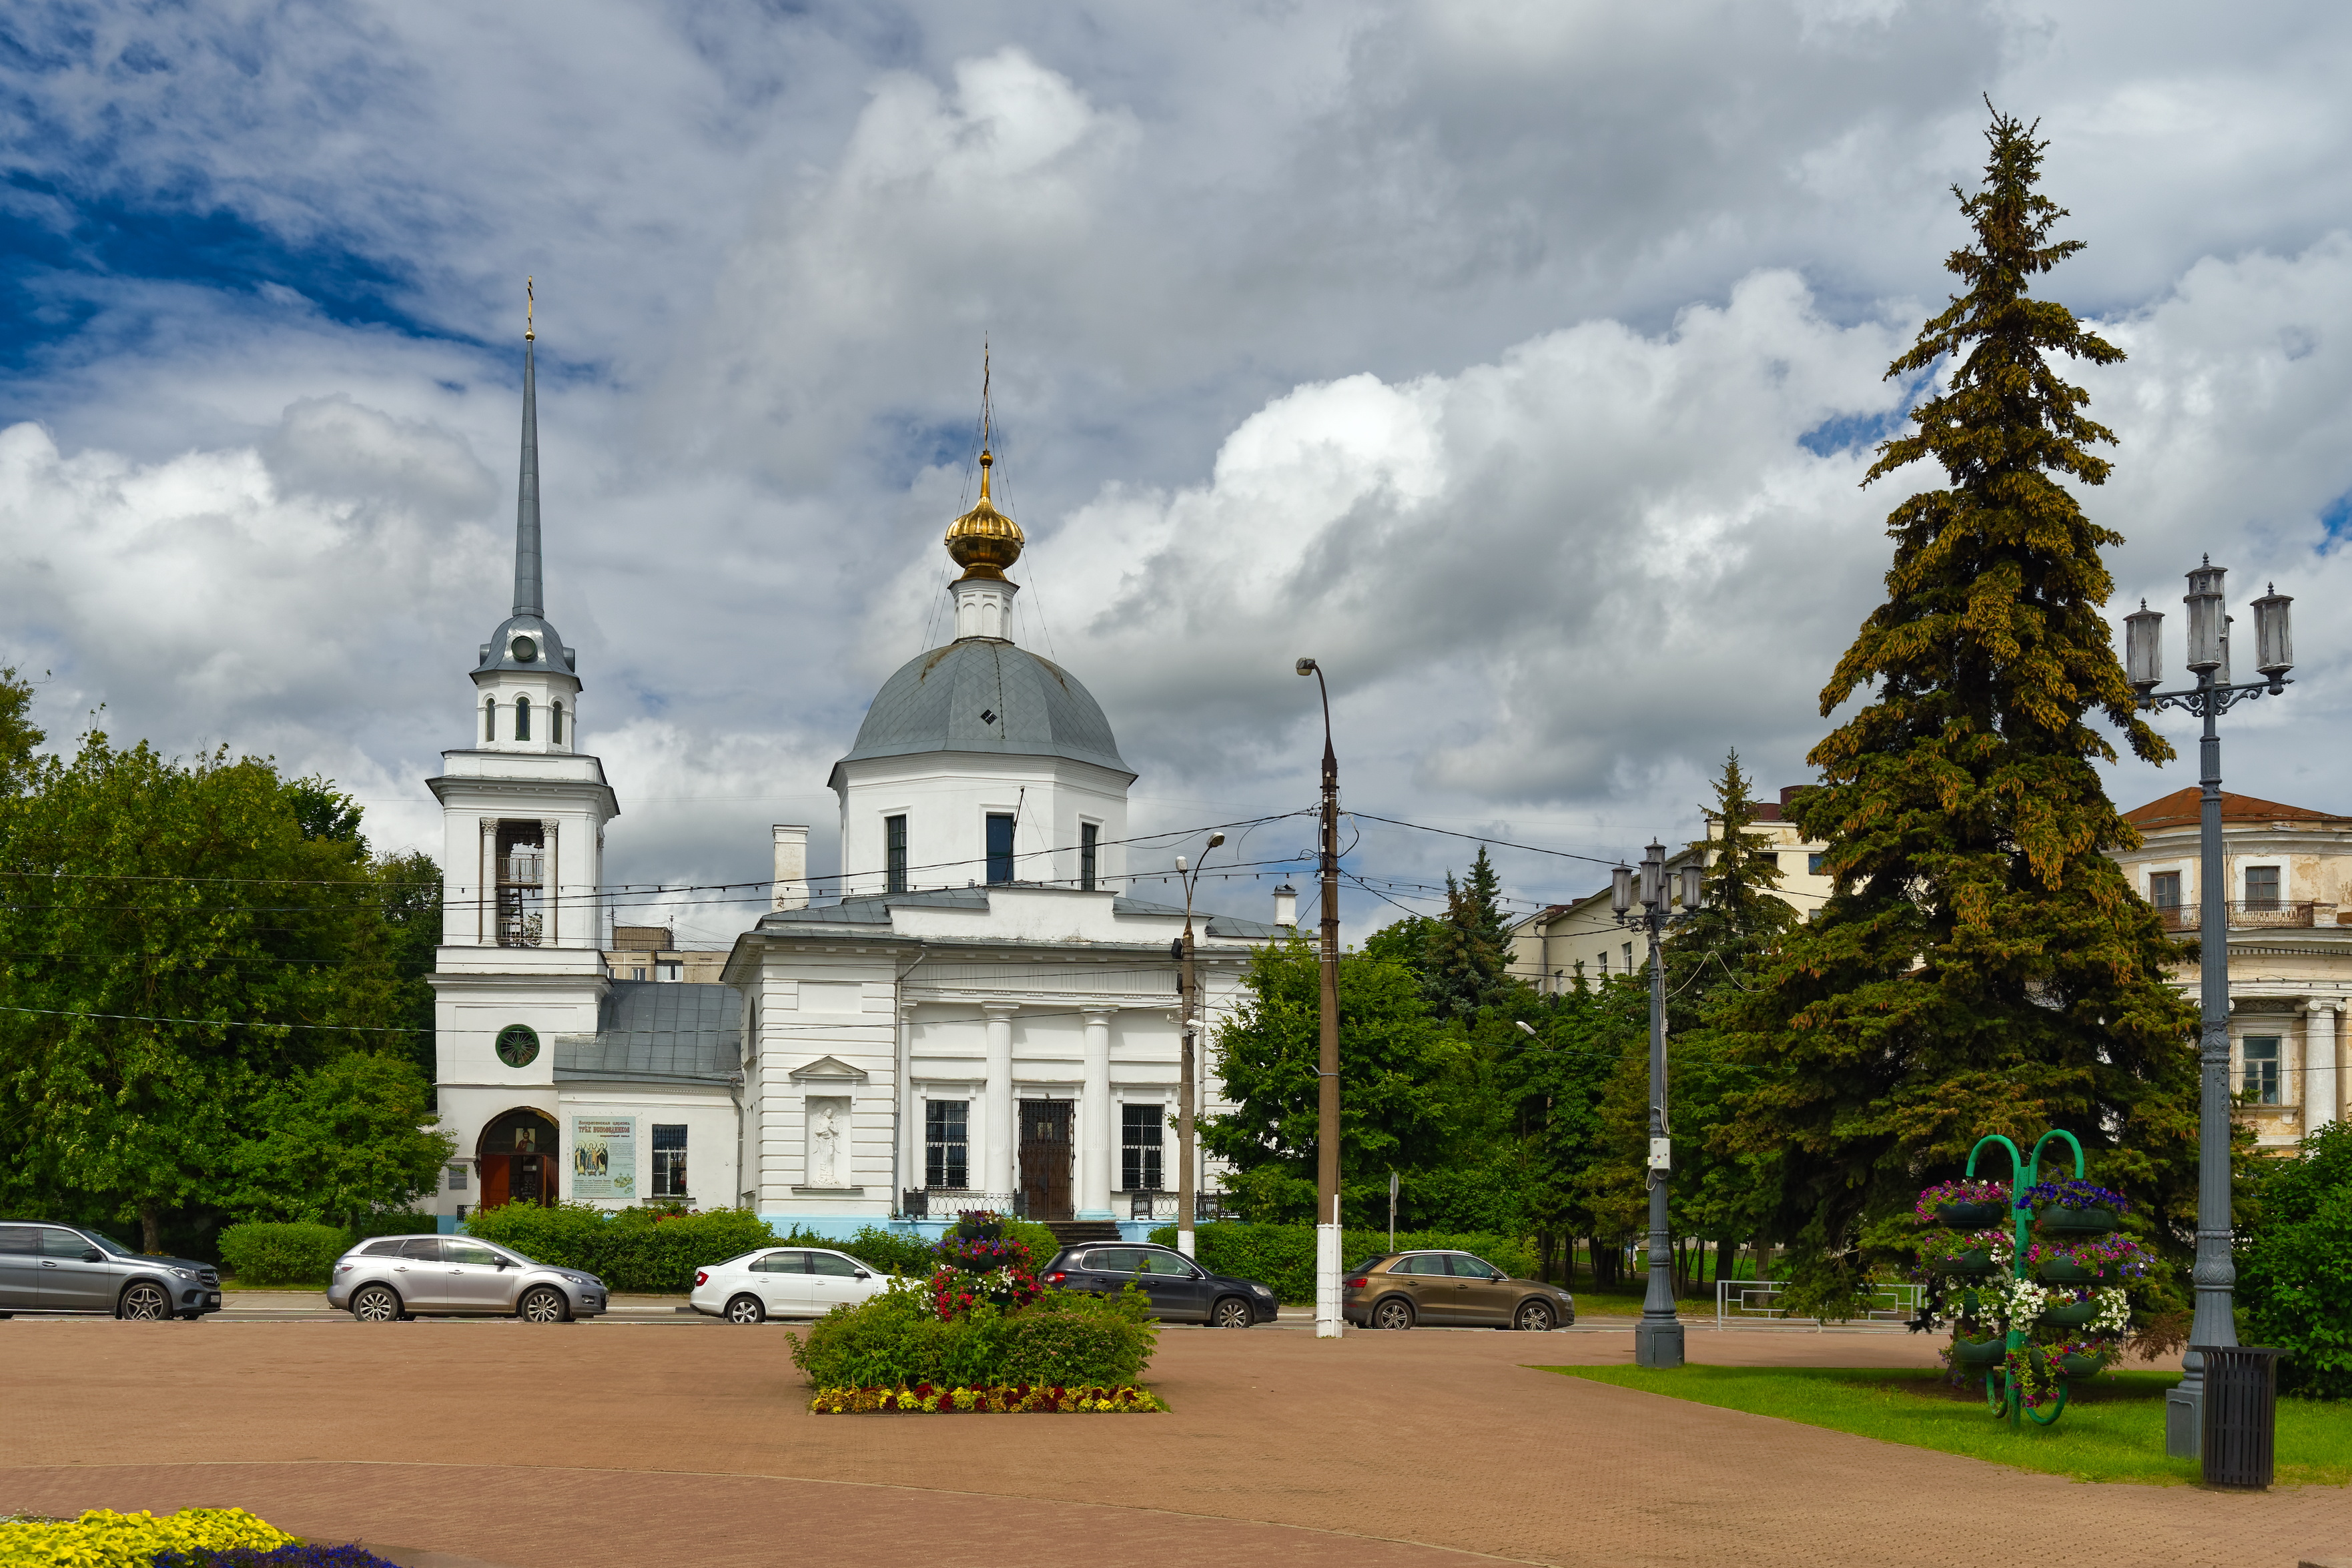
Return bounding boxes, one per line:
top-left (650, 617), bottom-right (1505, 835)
top-left (3, 1), bottom-right (2348, 945)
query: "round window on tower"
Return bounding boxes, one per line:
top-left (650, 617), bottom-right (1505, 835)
top-left (495, 1024), bottom-right (540, 1069)
top-left (511, 635), bottom-right (539, 663)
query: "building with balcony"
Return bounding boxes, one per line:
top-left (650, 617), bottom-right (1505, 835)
top-left (2116, 788), bottom-right (2352, 1148)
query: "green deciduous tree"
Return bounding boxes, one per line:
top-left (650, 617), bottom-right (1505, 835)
top-left (0, 723), bottom-right (452, 1253)
top-left (1712, 107), bottom-right (2199, 1314)
top-left (1203, 938), bottom-right (1447, 1224)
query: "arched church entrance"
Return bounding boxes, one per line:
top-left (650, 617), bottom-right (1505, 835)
top-left (1017, 1100), bottom-right (1074, 1221)
top-left (478, 1108), bottom-right (561, 1210)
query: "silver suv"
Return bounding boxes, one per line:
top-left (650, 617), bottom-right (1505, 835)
top-left (328, 1234), bottom-right (607, 1322)
top-left (0, 1221), bottom-right (222, 1319)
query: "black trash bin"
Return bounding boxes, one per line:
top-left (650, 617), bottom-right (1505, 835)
top-left (2195, 1344), bottom-right (2287, 1489)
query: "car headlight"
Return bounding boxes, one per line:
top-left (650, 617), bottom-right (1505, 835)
top-left (168, 1267), bottom-right (197, 1281)
top-left (1250, 1284), bottom-right (1272, 1296)
top-left (1556, 1292), bottom-right (1573, 1303)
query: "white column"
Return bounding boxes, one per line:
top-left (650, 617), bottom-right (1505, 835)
top-left (2308, 1000), bottom-right (2341, 1136)
top-left (1080, 1008), bottom-right (1115, 1218)
top-left (983, 1002), bottom-right (1018, 1199)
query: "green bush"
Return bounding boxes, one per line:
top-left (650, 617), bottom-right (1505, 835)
top-left (776, 1224), bottom-right (936, 1277)
top-left (346, 1208), bottom-right (432, 1244)
top-left (2241, 1122), bottom-right (2352, 1399)
top-left (1146, 1221), bottom-right (1540, 1303)
top-left (463, 1204), bottom-right (775, 1292)
top-left (1007, 1218), bottom-right (1060, 1270)
top-left (218, 1222), bottom-right (351, 1286)
top-left (790, 1278), bottom-right (1158, 1389)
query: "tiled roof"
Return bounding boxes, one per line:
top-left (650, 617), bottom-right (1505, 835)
top-left (2124, 788), bottom-right (2351, 831)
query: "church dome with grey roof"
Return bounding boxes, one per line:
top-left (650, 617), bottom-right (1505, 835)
top-left (836, 638), bottom-right (1130, 777)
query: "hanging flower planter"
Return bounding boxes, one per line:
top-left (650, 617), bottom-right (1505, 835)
top-left (1928, 1249), bottom-right (1996, 1278)
top-left (1915, 1180), bottom-right (2009, 1231)
top-left (1952, 1336), bottom-right (2006, 1368)
top-left (1935, 1201), bottom-right (2008, 1228)
top-left (2036, 1206), bottom-right (2118, 1236)
top-left (2039, 1300), bottom-right (2102, 1328)
top-left (2057, 1351), bottom-right (2108, 1379)
top-left (2036, 1259), bottom-right (2117, 1287)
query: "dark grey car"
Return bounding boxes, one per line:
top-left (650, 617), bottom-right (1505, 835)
top-left (328, 1234), bottom-right (607, 1322)
top-left (1042, 1243), bottom-right (1279, 1326)
top-left (0, 1221), bottom-right (222, 1320)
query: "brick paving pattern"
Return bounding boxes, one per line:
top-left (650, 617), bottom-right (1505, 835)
top-left (1, 1319), bottom-right (2343, 1566)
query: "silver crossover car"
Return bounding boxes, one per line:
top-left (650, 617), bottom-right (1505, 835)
top-left (0, 1221), bottom-right (222, 1319)
top-left (328, 1234), bottom-right (607, 1322)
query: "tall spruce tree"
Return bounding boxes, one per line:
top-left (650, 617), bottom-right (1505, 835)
top-left (1425, 847), bottom-right (1515, 1020)
top-left (1713, 108), bottom-right (2199, 1314)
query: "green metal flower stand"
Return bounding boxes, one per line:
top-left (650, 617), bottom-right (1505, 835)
top-left (1965, 1129), bottom-right (2085, 1430)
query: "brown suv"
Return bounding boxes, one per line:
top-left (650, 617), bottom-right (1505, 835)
top-left (1344, 1250), bottom-right (1573, 1331)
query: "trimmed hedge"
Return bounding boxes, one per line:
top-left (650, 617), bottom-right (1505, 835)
top-left (791, 1279), bottom-right (1158, 1390)
top-left (217, 1222), bottom-right (352, 1286)
top-left (1147, 1221), bottom-right (1541, 1304)
top-left (781, 1224), bottom-right (937, 1278)
top-left (463, 1203), bottom-right (775, 1292)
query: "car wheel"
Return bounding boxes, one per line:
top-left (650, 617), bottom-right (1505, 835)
top-left (1210, 1295), bottom-right (1254, 1328)
top-left (726, 1293), bottom-right (767, 1324)
top-left (1372, 1296), bottom-right (1415, 1330)
top-left (116, 1281), bottom-right (171, 1320)
top-left (350, 1285), bottom-right (402, 1322)
top-left (1515, 1299), bottom-right (1556, 1332)
top-left (518, 1286), bottom-right (570, 1323)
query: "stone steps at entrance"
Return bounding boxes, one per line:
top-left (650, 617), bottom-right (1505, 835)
top-left (1042, 1220), bottom-right (1124, 1248)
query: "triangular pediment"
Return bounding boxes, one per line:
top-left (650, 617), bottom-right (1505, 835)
top-left (787, 1054), bottom-right (870, 1084)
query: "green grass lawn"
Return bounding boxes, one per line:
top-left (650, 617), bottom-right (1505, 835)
top-left (1541, 1365), bottom-right (2352, 1487)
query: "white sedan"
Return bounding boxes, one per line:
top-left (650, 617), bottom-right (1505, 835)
top-left (689, 1246), bottom-right (892, 1323)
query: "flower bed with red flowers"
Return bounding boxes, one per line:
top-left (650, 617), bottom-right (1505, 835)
top-left (808, 1383), bottom-right (1167, 1414)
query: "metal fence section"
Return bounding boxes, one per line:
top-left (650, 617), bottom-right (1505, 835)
top-left (1715, 1278), bottom-right (1924, 1328)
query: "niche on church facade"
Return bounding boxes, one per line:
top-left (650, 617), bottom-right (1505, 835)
top-left (804, 1096), bottom-right (852, 1190)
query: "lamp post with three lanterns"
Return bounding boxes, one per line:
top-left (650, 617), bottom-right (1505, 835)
top-left (2121, 557), bottom-right (2293, 1459)
top-left (1613, 841), bottom-right (1707, 1369)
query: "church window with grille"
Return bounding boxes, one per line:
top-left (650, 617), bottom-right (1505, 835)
top-left (552, 701), bottom-right (564, 744)
top-left (1122, 1104), bottom-right (1163, 1192)
top-left (1080, 822), bottom-right (1099, 891)
top-left (515, 695), bottom-right (531, 741)
top-left (925, 1100), bottom-right (968, 1189)
top-left (484, 699), bottom-right (496, 741)
top-left (651, 1124), bottom-right (688, 1198)
top-left (885, 815), bottom-right (908, 893)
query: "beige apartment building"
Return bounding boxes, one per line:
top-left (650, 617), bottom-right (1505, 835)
top-left (1507, 788), bottom-right (1832, 994)
top-left (603, 925), bottom-right (730, 986)
top-left (1509, 783), bottom-right (2351, 1150)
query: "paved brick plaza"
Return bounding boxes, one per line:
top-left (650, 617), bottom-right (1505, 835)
top-left (1, 1318), bottom-right (2343, 1567)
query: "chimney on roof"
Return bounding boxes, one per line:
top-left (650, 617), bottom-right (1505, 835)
top-left (1272, 883), bottom-right (1298, 931)
top-left (772, 824), bottom-right (809, 911)
top-left (1780, 785), bottom-right (1804, 806)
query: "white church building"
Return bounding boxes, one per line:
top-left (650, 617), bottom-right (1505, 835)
top-left (426, 330), bottom-right (1284, 1240)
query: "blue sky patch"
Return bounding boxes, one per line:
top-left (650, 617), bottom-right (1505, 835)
top-left (1798, 404), bottom-right (1906, 457)
top-left (2323, 490), bottom-right (2352, 540)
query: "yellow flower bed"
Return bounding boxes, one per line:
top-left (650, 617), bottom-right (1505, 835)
top-left (809, 1383), bottom-right (1166, 1413)
top-left (0, 1508), bottom-right (296, 1567)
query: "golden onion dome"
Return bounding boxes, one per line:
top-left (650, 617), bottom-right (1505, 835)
top-left (944, 449), bottom-right (1024, 580)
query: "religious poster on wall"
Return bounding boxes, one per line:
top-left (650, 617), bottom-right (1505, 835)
top-left (571, 1117), bottom-right (637, 1199)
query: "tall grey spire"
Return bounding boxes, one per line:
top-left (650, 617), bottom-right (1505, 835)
top-left (512, 280), bottom-right (543, 618)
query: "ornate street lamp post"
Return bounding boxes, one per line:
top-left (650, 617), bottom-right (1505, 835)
top-left (1172, 833), bottom-right (1226, 1261)
top-left (2123, 558), bottom-right (2294, 1459)
top-left (1614, 842), bottom-right (1705, 1368)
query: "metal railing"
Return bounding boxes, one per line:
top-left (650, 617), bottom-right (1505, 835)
top-left (899, 1190), bottom-right (1018, 1220)
top-left (1715, 1278), bottom-right (1922, 1327)
top-left (2154, 901), bottom-right (2326, 932)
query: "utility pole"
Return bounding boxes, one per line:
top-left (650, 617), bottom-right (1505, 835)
top-left (1174, 835), bottom-right (1224, 1260)
top-left (1298, 657), bottom-right (1343, 1338)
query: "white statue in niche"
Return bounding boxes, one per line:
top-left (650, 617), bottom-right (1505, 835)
top-left (806, 1097), bottom-right (849, 1188)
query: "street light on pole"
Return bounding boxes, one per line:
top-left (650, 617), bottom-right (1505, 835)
top-left (1615, 843), bottom-right (1706, 1370)
top-left (2124, 557), bottom-right (2295, 1460)
top-left (1296, 655), bottom-right (1344, 1339)
top-left (1172, 833), bottom-right (1226, 1261)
